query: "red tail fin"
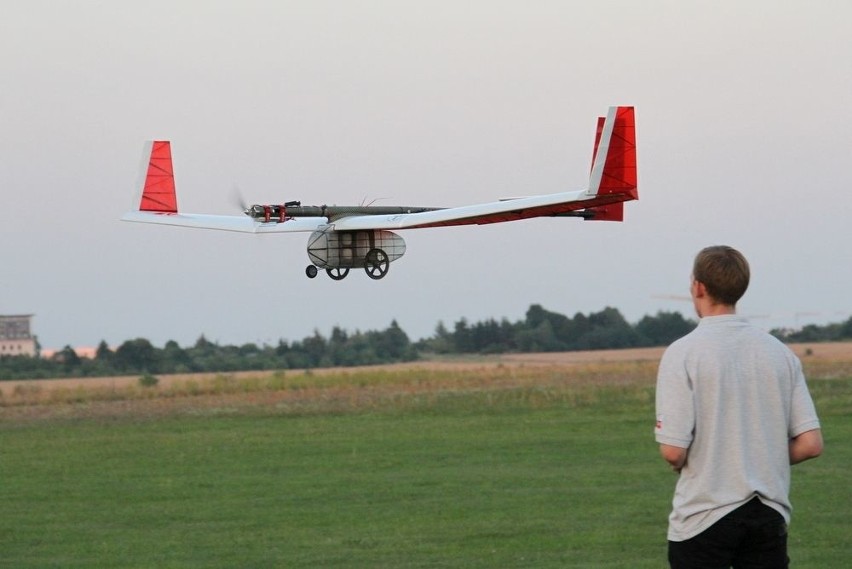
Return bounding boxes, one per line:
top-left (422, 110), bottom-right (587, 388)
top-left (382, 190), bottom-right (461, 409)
top-left (600, 106), bottom-right (637, 197)
top-left (591, 107), bottom-right (637, 197)
top-left (585, 106), bottom-right (637, 221)
top-left (139, 141), bottom-right (178, 213)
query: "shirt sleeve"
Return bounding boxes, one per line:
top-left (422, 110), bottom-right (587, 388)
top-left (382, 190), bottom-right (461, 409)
top-left (788, 356), bottom-right (821, 438)
top-left (655, 344), bottom-right (695, 448)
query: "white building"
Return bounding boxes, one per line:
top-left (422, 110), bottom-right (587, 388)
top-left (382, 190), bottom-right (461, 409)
top-left (0, 314), bottom-right (37, 357)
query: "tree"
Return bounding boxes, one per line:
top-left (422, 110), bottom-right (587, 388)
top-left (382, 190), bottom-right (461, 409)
top-left (453, 318), bottom-right (473, 353)
top-left (840, 317), bottom-right (852, 340)
top-left (162, 339), bottom-right (193, 373)
top-left (300, 331), bottom-right (328, 367)
top-left (561, 312), bottom-right (591, 349)
top-left (517, 319), bottom-right (561, 352)
top-left (53, 345), bottom-right (82, 375)
top-left (422, 321), bottom-right (453, 354)
top-left (114, 338), bottom-right (158, 373)
top-left (95, 340), bottom-right (113, 363)
top-left (585, 307), bottom-right (636, 349)
top-left (375, 320), bottom-right (412, 361)
top-left (525, 305), bottom-right (574, 349)
top-left (470, 318), bottom-right (511, 353)
top-left (525, 304), bottom-right (548, 328)
top-left (635, 311), bottom-right (696, 346)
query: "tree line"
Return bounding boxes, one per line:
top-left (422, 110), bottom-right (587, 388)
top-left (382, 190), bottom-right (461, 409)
top-left (771, 318), bottom-right (852, 343)
top-left (2, 305), bottom-right (850, 380)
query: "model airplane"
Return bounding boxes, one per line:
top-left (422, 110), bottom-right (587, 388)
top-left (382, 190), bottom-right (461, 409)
top-left (122, 106), bottom-right (637, 280)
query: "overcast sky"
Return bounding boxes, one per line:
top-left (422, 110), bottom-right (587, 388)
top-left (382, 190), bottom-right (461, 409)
top-left (2, 1), bottom-right (850, 350)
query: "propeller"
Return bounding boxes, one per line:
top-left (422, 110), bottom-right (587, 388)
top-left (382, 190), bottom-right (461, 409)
top-left (230, 184), bottom-right (251, 216)
top-left (230, 185), bottom-right (305, 221)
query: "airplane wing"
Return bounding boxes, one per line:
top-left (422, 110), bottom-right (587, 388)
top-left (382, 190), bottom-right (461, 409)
top-left (330, 188), bottom-right (611, 231)
top-left (122, 106), bottom-right (636, 233)
top-left (121, 141), bottom-right (327, 234)
top-left (325, 106), bottom-right (637, 230)
top-left (121, 209), bottom-right (327, 234)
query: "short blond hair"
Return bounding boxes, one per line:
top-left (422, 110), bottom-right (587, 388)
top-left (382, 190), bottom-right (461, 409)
top-left (693, 246), bottom-right (750, 306)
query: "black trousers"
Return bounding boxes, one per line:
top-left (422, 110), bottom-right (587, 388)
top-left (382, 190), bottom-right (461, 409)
top-left (668, 497), bottom-right (789, 569)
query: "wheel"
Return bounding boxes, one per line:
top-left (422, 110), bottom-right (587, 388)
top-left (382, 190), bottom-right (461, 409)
top-left (326, 267), bottom-right (349, 281)
top-left (305, 265), bottom-right (318, 279)
top-left (364, 248), bottom-right (389, 280)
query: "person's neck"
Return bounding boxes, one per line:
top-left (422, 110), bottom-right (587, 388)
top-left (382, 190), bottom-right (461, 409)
top-left (699, 303), bottom-right (736, 318)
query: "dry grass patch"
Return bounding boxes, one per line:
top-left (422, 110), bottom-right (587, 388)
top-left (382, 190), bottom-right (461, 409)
top-left (2, 343), bottom-right (849, 423)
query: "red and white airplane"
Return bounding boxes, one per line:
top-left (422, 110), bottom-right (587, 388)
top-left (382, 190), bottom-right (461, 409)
top-left (122, 106), bottom-right (637, 281)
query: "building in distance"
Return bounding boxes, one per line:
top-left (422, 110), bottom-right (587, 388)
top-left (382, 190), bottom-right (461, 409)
top-left (0, 314), bottom-right (37, 357)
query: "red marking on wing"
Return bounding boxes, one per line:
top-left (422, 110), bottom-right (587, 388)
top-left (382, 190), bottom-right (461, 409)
top-left (140, 141), bottom-right (178, 213)
top-left (406, 194), bottom-right (627, 229)
top-left (590, 116), bottom-right (605, 174)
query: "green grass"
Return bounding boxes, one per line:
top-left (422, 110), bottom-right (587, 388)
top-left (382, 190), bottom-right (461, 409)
top-left (0, 376), bottom-right (849, 568)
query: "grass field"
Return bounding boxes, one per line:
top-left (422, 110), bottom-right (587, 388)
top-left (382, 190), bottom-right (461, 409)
top-left (1, 351), bottom-right (850, 568)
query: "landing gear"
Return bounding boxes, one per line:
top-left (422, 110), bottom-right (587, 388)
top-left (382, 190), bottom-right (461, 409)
top-left (305, 247), bottom-right (391, 280)
top-left (364, 248), bottom-right (389, 280)
top-left (307, 265), bottom-right (351, 280)
top-left (326, 267), bottom-right (349, 281)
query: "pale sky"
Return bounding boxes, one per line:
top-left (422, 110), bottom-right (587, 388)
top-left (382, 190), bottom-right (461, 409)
top-left (2, 0), bottom-right (851, 350)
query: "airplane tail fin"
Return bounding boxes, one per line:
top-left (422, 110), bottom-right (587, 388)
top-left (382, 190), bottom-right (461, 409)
top-left (136, 140), bottom-right (178, 213)
top-left (584, 106), bottom-right (637, 221)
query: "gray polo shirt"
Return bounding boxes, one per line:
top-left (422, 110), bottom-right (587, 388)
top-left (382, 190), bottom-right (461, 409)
top-left (655, 315), bottom-right (821, 541)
